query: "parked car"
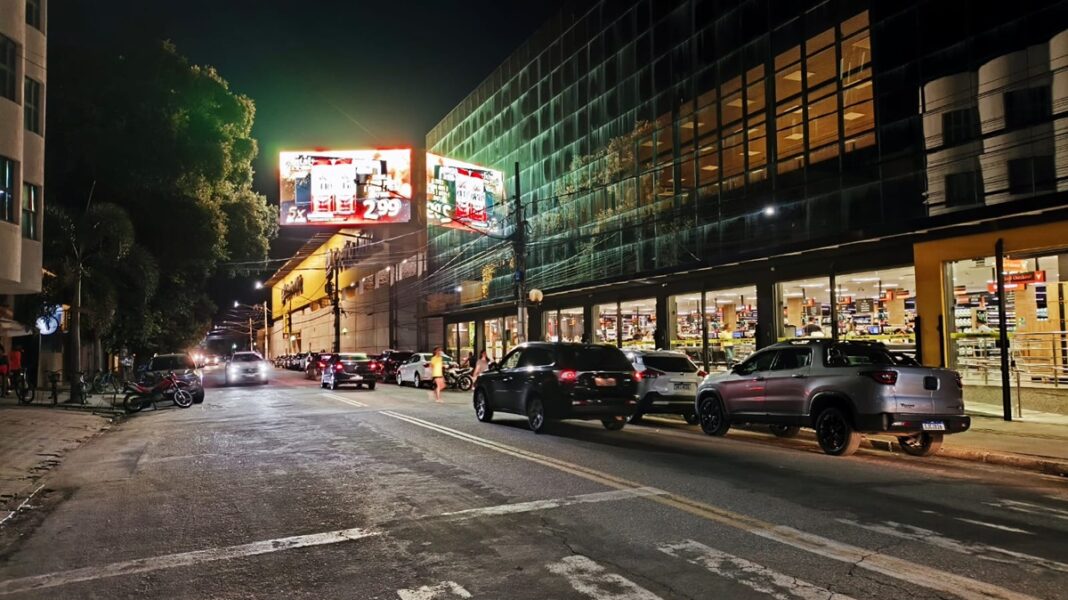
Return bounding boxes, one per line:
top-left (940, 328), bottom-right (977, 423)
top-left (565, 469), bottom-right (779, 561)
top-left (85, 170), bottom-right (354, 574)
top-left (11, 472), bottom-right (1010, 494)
top-left (695, 340), bottom-right (970, 456)
top-left (624, 350), bottom-right (706, 424)
top-left (141, 353), bottom-right (204, 403)
top-left (320, 353), bottom-right (383, 390)
top-left (225, 351), bottom-right (270, 385)
top-left (290, 353), bottom-right (309, 371)
top-left (375, 350), bottom-right (415, 384)
top-left (305, 352), bottom-right (333, 380)
top-left (473, 342), bottom-right (639, 433)
top-left (397, 352), bottom-right (456, 388)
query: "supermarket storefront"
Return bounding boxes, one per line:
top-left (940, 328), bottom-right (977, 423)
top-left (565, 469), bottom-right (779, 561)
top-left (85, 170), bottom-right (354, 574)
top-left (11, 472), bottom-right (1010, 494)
top-left (915, 221), bottom-right (1068, 418)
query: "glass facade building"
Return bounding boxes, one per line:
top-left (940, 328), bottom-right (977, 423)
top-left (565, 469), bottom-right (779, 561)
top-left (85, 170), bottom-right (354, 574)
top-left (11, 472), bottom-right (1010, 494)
top-left (425, 0), bottom-right (1068, 418)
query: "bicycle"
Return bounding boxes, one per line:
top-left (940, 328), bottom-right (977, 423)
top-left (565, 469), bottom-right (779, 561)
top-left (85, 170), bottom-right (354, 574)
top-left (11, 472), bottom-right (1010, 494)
top-left (13, 368), bottom-right (35, 405)
top-left (90, 369), bottom-right (123, 396)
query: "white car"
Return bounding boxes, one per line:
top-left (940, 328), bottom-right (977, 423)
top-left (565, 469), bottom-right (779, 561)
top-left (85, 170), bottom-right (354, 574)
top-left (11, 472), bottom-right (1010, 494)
top-left (397, 352), bottom-right (455, 388)
top-left (624, 350), bottom-right (706, 424)
top-left (225, 351), bottom-right (270, 385)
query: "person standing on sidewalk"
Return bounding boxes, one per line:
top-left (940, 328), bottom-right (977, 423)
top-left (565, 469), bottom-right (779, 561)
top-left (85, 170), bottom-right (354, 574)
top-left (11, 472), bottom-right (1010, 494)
top-left (0, 343), bottom-right (8, 397)
top-left (430, 347), bottom-right (445, 403)
top-left (473, 350), bottom-right (490, 383)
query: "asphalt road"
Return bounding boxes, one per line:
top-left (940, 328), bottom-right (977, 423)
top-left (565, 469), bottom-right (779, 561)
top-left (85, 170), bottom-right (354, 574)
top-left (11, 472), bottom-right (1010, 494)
top-left (1, 366), bottom-right (1066, 599)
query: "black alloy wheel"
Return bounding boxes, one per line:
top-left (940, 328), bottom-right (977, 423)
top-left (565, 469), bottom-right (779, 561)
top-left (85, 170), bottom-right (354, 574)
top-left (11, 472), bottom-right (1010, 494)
top-left (527, 396), bottom-right (547, 433)
top-left (474, 389), bottom-right (493, 422)
top-left (769, 424), bottom-right (801, 438)
top-left (814, 407), bottom-right (862, 456)
top-left (367, 382), bottom-right (376, 391)
top-left (698, 396), bottom-right (730, 436)
top-left (123, 394), bottom-right (144, 414)
top-left (898, 432), bottom-right (944, 457)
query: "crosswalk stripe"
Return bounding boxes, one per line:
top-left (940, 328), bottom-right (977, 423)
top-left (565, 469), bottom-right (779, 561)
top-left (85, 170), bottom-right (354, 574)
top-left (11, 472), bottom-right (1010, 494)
top-left (954, 518), bottom-right (1032, 535)
top-left (659, 539), bottom-right (855, 600)
top-left (546, 556), bottom-right (664, 600)
top-left (397, 581), bottom-right (472, 599)
top-left (380, 410), bottom-right (1042, 600)
top-left (838, 519), bottom-right (1067, 573)
top-left (986, 499), bottom-right (1068, 521)
top-left (322, 393), bottom-right (367, 408)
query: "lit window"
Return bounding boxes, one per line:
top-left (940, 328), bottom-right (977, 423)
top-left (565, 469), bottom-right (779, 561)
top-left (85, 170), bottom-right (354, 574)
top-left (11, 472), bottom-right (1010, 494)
top-left (22, 182), bottom-right (39, 239)
top-left (0, 156), bottom-right (14, 223)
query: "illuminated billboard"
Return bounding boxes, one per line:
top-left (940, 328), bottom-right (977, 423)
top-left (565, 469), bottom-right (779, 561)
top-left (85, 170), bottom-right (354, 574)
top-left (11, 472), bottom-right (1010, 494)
top-left (279, 149), bottom-right (412, 225)
top-left (427, 153), bottom-right (505, 231)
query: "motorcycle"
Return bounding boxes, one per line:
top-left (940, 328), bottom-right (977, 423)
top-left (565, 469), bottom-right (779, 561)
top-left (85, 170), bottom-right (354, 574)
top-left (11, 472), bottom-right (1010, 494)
top-left (444, 365), bottom-right (474, 392)
top-left (123, 371), bottom-right (194, 413)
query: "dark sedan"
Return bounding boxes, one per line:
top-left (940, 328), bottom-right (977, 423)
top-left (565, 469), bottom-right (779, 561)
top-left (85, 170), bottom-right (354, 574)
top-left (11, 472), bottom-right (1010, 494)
top-left (375, 350), bottom-right (414, 384)
top-left (320, 353), bottom-right (383, 390)
top-left (472, 342), bottom-right (639, 433)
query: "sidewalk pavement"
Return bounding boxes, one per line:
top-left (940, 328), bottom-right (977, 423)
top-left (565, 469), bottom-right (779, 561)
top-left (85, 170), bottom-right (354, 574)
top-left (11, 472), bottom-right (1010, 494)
top-left (0, 407), bottom-right (114, 522)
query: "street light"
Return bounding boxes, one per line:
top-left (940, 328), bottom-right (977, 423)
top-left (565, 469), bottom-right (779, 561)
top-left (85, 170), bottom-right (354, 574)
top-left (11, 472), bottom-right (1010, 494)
top-left (254, 281), bottom-right (263, 290)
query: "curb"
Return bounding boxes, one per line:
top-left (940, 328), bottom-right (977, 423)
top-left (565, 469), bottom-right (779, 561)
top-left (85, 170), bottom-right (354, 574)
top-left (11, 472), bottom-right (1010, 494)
top-left (866, 436), bottom-right (1068, 477)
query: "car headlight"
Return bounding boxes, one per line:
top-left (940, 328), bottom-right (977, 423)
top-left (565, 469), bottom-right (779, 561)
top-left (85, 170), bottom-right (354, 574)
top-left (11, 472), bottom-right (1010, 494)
top-left (259, 363), bottom-right (268, 373)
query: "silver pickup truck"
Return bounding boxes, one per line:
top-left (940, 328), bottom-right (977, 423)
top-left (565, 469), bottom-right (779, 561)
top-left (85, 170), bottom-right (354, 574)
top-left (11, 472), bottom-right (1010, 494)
top-left (695, 340), bottom-right (970, 457)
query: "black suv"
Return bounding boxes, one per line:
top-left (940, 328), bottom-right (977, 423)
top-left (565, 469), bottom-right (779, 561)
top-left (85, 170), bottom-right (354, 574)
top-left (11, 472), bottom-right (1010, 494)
top-left (473, 342), bottom-right (639, 433)
top-left (375, 350), bottom-right (414, 384)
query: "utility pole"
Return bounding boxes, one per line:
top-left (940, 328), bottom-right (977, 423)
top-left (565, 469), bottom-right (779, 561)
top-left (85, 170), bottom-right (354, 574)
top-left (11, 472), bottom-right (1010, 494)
top-left (248, 316), bottom-right (254, 351)
top-left (329, 251), bottom-right (342, 353)
top-left (513, 161), bottom-right (527, 344)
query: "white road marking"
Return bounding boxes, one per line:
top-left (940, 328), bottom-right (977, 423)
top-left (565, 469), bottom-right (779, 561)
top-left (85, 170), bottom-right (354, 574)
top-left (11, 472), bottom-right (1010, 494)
top-left (0, 485), bottom-right (44, 527)
top-left (397, 581), bottom-right (472, 600)
top-left (323, 392), bottom-right (367, 408)
top-left (839, 519), bottom-right (1067, 574)
top-left (954, 518), bottom-right (1033, 535)
top-left (919, 509), bottom-right (940, 515)
top-left (0, 487), bottom-right (659, 595)
top-left (380, 410), bottom-right (1043, 600)
top-left (0, 527), bottom-right (380, 596)
top-left (546, 555), bottom-right (664, 600)
top-left (440, 487), bottom-right (665, 518)
top-left (659, 539), bottom-right (855, 600)
top-left (986, 499), bottom-right (1068, 521)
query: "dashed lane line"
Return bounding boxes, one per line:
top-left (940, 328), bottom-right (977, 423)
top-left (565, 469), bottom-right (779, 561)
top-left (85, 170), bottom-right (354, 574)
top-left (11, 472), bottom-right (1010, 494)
top-left (378, 410), bottom-right (1043, 600)
top-left (396, 581), bottom-right (473, 600)
top-left (986, 499), bottom-right (1068, 521)
top-left (953, 518), bottom-right (1033, 535)
top-left (0, 488), bottom-right (661, 595)
top-left (546, 555), bottom-right (664, 600)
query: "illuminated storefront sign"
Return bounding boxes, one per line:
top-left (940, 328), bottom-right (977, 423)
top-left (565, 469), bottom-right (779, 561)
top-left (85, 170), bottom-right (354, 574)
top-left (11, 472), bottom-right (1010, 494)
top-left (427, 153), bottom-right (505, 231)
top-left (281, 275), bottom-right (304, 304)
top-left (279, 149), bottom-right (413, 226)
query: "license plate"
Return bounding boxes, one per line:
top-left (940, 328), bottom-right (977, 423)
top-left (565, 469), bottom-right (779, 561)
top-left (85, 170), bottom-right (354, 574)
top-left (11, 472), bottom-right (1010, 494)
top-left (922, 421), bottom-right (946, 431)
top-left (674, 383), bottom-right (694, 391)
top-left (594, 377), bottom-right (616, 387)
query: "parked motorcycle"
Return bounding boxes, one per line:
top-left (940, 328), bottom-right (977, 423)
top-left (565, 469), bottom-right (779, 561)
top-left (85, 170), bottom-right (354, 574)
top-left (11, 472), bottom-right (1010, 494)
top-left (123, 371), bottom-right (194, 413)
top-left (444, 365), bottom-right (474, 392)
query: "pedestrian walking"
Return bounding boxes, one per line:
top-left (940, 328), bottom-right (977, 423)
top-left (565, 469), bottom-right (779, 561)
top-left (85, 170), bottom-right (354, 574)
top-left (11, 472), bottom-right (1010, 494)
top-left (467, 352), bottom-right (476, 370)
top-left (473, 350), bottom-right (490, 382)
top-left (430, 347), bottom-right (446, 403)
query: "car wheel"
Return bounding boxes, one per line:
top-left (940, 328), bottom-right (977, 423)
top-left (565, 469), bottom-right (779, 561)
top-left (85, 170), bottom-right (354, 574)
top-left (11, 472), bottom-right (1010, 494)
top-left (355, 383), bottom-right (363, 389)
top-left (627, 411), bottom-right (644, 424)
top-left (698, 395), bottom-right (730, 436)
top-left (815, 407), bottom-right (862, 456)
top-left (770, 424), bottom-right (801, 438)
top-left (193, 390), bottom-right (205, 404)
top-left (898, 432), bottom-right (943, 457)
top-left (474, 389), bottom-right (493, 422)
top-left (330, 380), bottom-right (338, 391)
top-left (527, 396), bottom-right (547, 433)
top-left (414, 373), bottom-right (422, 389)
top-left (602, 417), bottom-right (626, 431)
top-left (367, 382), bottom-right (376, 391)
top-left (683, 413), bottom-right (699, 425)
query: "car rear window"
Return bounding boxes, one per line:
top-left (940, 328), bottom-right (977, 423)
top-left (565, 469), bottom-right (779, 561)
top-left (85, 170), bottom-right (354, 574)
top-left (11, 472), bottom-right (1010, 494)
top-left (826, 344), bottom-right (917, 367)
top-left (232, 354), bottom-right (261, 362)
top-left (339, 353), bottom-right (369, 361)
top-left (150, 355), bottom-right (195, 371)
top-left (641, 355), bottom-right (697, 373)
top-left (558, 345), bottom-right (634, 371)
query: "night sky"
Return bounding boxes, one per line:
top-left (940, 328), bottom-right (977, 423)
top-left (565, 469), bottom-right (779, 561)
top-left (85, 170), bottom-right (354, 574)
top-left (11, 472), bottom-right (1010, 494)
top-left (51, 0), bottom-right (568, 310)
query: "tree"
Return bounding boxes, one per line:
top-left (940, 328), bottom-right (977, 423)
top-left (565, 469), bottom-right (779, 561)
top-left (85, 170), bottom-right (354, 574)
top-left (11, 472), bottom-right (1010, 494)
top-left (46, 39), bottom-right (275, 352)
top-left (43, 201), bottom-right (135, 381)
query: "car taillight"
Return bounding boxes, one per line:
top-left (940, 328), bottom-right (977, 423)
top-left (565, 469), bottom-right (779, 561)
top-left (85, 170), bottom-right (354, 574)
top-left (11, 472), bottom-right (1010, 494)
top-left (317, 361), bottom-right (325, 369)
top-left (639, 368), bottom-right (664, 380)
top-left (334, 364), bottom-right (344, 372)
top-left (557, 369), bottom-right (578, 384)
top-left (862, 370), bottom-right (898, 385)
top-left (696, 369), bottom-right (708, 377)
top-left (423, 362), bottom-right (431, 368)
top-left (369, 361), bottom-right (381, 371)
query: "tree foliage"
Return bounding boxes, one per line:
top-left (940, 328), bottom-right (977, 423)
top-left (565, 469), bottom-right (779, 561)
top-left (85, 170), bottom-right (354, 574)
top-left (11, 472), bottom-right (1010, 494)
top-left (40, 40), bottom-right (275, 354)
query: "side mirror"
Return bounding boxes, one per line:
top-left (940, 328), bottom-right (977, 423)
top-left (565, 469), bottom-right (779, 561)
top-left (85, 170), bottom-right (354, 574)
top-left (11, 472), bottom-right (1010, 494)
top-left (730, 364), bottom-right (743, 375)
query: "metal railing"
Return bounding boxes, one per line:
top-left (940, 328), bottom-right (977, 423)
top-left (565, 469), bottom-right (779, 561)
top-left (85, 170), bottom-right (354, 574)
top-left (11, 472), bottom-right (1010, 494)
top-left (1011, 331), bottom-right (1068, 417)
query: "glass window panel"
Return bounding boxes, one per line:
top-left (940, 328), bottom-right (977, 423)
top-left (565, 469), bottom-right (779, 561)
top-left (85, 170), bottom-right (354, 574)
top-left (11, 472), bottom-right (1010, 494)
top-left (746, 80), bottom-right (765, 114)
top-left (698, 150), bottom-right (719, 184)
top-left (722, 141), bottom-right (745, 179)
top-left (807, 28), bottom-right (835, 55)
top-left (697, 104), bottom-right (718, 140)
top-left (722, 92), bottom-right (744, 125)
top-left (678, 114), bottom-right (695, 147)
top-left (775, 67), bottom-right (804, 102)
top-left (842, 75), bottom-right (872, 104)
top-left (843, 99), bottom-right (874, 138)
top-left (620, 298), bottom-right (657, 350)
top-left (774, 45), bottom-right (800, 71)
top-left (840, 32), bottom-right (871, 77)
top-left (779, 277), bottom-right (831, 340)
top-left (672, 293), bottom-right (704, 355)
top-left (810, 92), bottom-right (838, 119)
top-left (807, 47), bottom-right (836, 87)
top-left (705, 285), bottom-right (758, 369)
top-left (679, 152), bottom-right (696, 191)
top-left (840, 11), bottom-right (869, 37)
top-left (638, 135), bottom-right (654, 169)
